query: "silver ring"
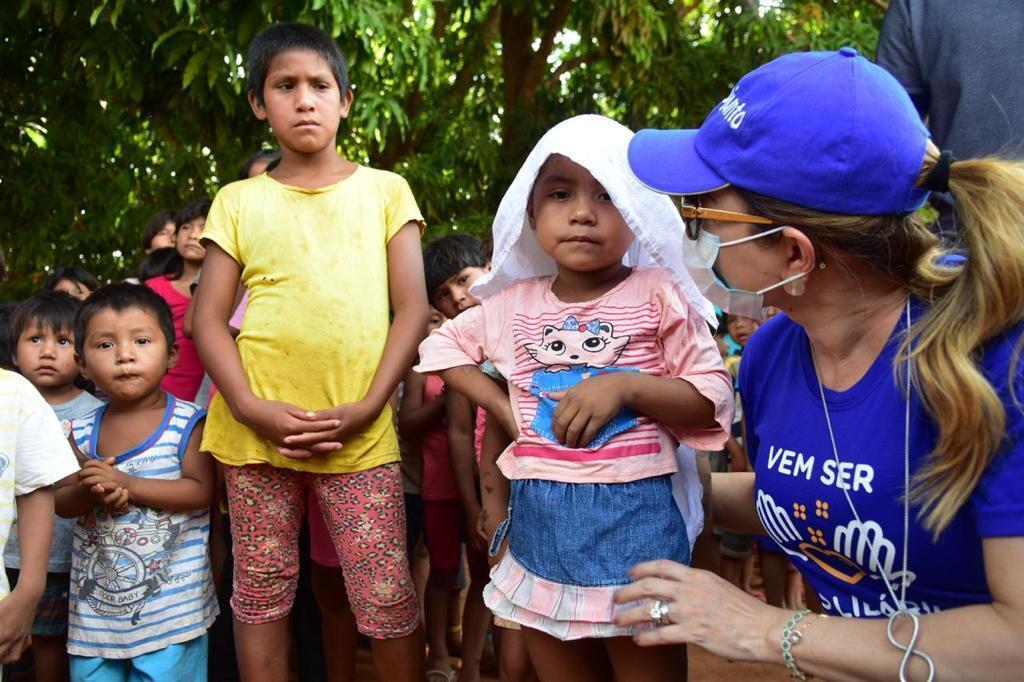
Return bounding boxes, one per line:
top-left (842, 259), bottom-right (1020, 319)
top-left (649, 599), bottom-right (671, 626)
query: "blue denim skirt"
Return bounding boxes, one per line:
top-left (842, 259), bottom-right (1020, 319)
top-left (494, 475), bottom-right (690, 587)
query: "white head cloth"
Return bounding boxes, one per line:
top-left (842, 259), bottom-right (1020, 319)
top-left (470, 114), bottom-right (716, 325)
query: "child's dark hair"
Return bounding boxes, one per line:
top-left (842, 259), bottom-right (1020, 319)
top-left (247, 23), bottom-right (351, 105)
top-left (43, 266), bottom-right (100, 295)
top-left (137, 247), bottom-right (178, 282)
top-left (10, 292), bottom-right (79, 347)
top-left (74, 283), bottom-right (175, 356)
top-left (176, 198), bottom-right (211, 233)
top-left (142, 209), bottom-right (177, 251)
top-left (240, 149), bottom-right (281, 180)
top-left (423, 234), bottom-right (489, 300)
top-left (160, 198), bottom-right (212, 281)
top-left (0, 302), bottom-right (19, 371)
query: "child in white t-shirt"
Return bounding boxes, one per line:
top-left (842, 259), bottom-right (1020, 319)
top-left (0, 369), bottom-right (80, 664)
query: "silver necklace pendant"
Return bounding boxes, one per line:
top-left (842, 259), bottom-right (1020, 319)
top-left (812, 300), bottom-right (935, 681)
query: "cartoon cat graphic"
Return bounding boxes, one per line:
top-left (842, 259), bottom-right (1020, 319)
top-left (525, 316), bottom-right (630, 371)
top-left (525, 315), bottom-right (639, 448)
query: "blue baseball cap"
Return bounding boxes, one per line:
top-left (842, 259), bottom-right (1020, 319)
top-left (628, 48), bottom-right (931, 215)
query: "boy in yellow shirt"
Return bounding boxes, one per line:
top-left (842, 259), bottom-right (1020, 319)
top-left (193, 22), bottom-right (428, 682)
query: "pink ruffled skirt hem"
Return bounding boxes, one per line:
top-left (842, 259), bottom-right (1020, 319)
top-left (483, 552), bottom-right (649, 641)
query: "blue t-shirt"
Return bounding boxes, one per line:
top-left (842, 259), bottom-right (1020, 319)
top-left (740, 306), bottom-right (1024, 618)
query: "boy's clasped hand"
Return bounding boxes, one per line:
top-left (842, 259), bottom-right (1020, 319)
top-left (237, 395), bottom-right (377, 458)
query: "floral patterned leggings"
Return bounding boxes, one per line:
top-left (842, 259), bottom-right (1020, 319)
top-left (223, 462), bottom-right (419, 638)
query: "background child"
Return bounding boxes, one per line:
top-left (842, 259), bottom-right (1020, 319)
top-left (192, 22), bottom-right (428, 682)
top-left (56, 283), bottom-right (217, 680)
top-left (239, 149), bottom-right (280, 179)
top-left (141, 210), bottom-right (177, 255)
top-left (136, 247), bottom-right (178, 286)
top-left (422, 234), bottom-right (495, 682)
top-left (417, 115), bottom-right (731, 681)
top-left (0, 247), bottom-right (80, 670)
top-left (5, 292), bottom-right (102, 681)
top-left (399, 307), bottom-right (461, 681)
top-left (43, 267), bottom-right (99, 302)
top-left (145, 198), bottom-right (209, 401)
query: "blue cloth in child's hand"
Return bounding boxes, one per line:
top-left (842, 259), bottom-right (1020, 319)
top-left (528, 365), bottom-right (640, 448)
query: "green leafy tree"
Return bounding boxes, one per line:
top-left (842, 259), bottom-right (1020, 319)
top-left (1, 0), bottom-right (885, 298)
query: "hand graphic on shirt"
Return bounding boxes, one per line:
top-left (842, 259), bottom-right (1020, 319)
top-left (834, 519), bottom-right (917, 588)
top-left (755, 490), bottom-right (808, 563)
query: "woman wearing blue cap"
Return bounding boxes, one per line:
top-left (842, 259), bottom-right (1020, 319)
top-left (614, 47), bottom-right (1024, 680)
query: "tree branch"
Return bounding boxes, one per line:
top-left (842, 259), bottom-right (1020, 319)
top-left (521, 0), bottom-right (574, 103)
top-left (535, 0), bottom-right (573, 64)
top-left (868, 0), bottom-right (889, 10)
top-left (551, 52), bottom-right (596, 80)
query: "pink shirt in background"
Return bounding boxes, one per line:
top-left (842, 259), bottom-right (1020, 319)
top-left (229, 290), bottom-right (249, 331)
top-left (421, 375), bottom-right (458, 501)
top-left (417, 267), bottom-right (733, 485)
top-left (145, 276), bottom-right (205, 401)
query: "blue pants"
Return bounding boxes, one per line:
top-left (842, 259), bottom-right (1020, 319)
top-left (70, 633), bottom-right (207, 682)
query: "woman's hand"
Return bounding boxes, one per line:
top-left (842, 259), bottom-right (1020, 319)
top-left (547, 372), bottom-right (628, 448)
top-left (614, 559), bottom-right (785, 662)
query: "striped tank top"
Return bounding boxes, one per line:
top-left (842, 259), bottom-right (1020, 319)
top-left (68, 394), bottom-right (218, 659)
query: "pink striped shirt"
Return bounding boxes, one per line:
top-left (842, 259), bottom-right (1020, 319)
top-left (416, 268), bottom-right (732, 484)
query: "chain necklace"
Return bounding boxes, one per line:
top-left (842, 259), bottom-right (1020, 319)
top-left (810, 299), bottom-right (935, 681)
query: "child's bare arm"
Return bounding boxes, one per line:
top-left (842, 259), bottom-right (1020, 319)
top-left (396, 369), bottom-right (445, 441)
top-left (438, 365), bottom-right (518, 438)
top-left (183, 294), bottom-right (197, 338)
top-left (281, 223), bottom-right (430, 456)
top-left (365, 223), bottom-right (430, 411)
top-left (0, 487), bottom-right (54, 662)
top-left (194, 243), bottom-right (338, 451)
top-left (725, 435), bottom-right (749, 472)
top-left (79, 422), bottom-right (216, 513)
top-left (55, 470), bottom-right (100, 518)
top-left (446, 390), bottom-right (487, 553)
top-left (478, 412), bottom-right (512, 563)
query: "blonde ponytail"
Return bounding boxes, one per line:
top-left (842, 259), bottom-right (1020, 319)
top-left (903, 142), bottom-right (1024, 535)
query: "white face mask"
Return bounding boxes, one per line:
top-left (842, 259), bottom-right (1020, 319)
top-left (683, 226), bottom-right (808, 320)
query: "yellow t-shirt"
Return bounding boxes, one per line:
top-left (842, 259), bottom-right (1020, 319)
top-left (200, 167), bottom-right (423, 473)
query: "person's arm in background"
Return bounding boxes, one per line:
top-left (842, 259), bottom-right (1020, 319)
top-left (876, 0), bottom-right (931, 118)
top-left (397, 369), bottom-right (445, 440)
top-left (478, 411), bottom-right (512, 564)
top-left (447, 391), bottom-right (487, 554)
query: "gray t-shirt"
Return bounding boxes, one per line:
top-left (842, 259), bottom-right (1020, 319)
top-left (4, 390), bottom-right (103, 573)
top-left (877, 0), bottom-right (1024, 159)
top-left (877, 1), bottom-right (1024, 234)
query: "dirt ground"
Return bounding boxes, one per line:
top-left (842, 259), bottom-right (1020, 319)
top-left (353, 643), bottom-right (789, 680)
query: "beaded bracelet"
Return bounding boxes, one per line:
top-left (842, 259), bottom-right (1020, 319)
top-left (781, 609), bottom-right (827, 680)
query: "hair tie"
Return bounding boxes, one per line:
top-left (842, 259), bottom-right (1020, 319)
top-left (921, 150), bottom-right (956, 193)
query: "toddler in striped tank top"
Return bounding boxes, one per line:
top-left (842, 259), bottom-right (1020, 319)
top-left (56, 284), bottom-right (217, 681)
top-left (416, 115), bottom-right (734, 680)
